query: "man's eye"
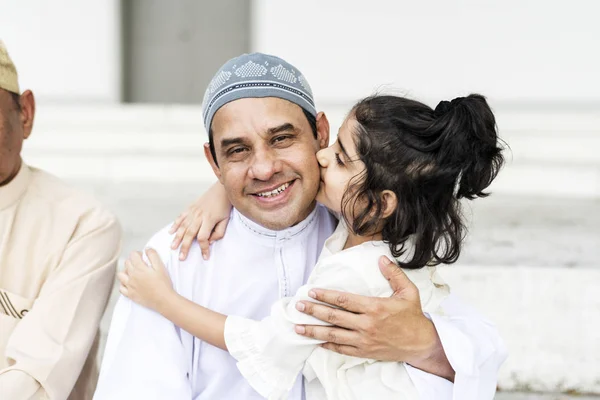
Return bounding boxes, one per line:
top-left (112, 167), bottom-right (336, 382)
top-left (272, 135), bottom-right (291, 144)
top-left (229, 147), bottom-right (246, 155)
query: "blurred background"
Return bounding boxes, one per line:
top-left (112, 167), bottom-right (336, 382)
top-left (1, 0), bottom-right (599, 398)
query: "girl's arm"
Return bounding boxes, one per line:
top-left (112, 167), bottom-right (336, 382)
top-left (158, 289), bottom-right (227, 350)
top-left (118, 249), bottom-right (227, 350)
top-left (169, 182), bottom-right (232, 261)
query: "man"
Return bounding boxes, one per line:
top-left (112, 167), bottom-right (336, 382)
top-left (96, 53), bottom-right (506, 399)
top-left (0, 41), bottom-right (122, 399)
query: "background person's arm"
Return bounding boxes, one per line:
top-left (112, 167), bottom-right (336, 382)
top-left (0, 209), bottom-right (121, 400)
top-left (0, 371), bottom-right (45, 400)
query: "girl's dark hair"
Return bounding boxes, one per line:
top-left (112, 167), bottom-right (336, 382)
top-left (342, 94), bottom-right (505, 269)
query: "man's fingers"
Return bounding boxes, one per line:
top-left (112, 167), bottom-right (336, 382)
top-left (306, 288), bottom-right (371, 314)
top-left (295, 325), bottom-right (360, 346)
top-left (119, 286), bottom-right (129, 297)
top-left (320, 342), bottom-right (361, 357)
top-left (297, 300), bottom-right (362, 329)
top-left (378, 256), bottom-right (416, 296)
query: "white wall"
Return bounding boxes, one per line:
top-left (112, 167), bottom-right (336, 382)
top-left (250, 0), bottom-right (600, 201)
top-left (0, 0), bottom-right (121, 102)
top-left (251, 0), bottom-right (600, 106)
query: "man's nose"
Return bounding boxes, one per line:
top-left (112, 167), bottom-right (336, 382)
top-left (249, 148), bottom-right (281, 181)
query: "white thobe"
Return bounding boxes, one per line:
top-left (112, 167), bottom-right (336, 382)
top-left (95, 205), bottom-right (507, 400)
top-left (95, 205), bottom-right (336, 400)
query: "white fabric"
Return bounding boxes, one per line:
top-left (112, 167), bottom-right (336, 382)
top-left (224, 221), bottom-right (453, 400)
top-left (95, 205), bottom-right (507, 400)
top-left (95, 205), bottom-right (336, 400)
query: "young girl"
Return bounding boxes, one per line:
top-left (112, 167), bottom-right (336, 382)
top-left (119, 94), bottom-right (504, 399)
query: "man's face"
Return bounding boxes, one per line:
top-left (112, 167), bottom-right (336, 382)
top-left (0, 89), bottom-right (26, 186)
top-left (206, 97), bottom-right (329, 230)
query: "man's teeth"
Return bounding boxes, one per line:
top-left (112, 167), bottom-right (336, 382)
top-left (257, 182), bottom-right (291, 198)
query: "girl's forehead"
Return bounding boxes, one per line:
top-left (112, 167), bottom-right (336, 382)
top-left (338, 117), bottom-right (358, 143)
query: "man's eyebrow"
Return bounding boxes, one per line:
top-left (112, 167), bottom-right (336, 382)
top-left (267, 123), bottom-right (296, 136)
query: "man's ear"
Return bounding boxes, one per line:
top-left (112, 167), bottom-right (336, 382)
top-left (19, 90), bottom-right (35, 140)
top-left (315, 111), bottom-right (330, 150)
top-left (204, 143), bottom-right (223, 183)
top-left (380, 190), bottom-right (398, 218)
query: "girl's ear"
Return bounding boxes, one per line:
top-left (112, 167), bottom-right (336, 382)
top-left (380, 190), bottom-right (398, 218)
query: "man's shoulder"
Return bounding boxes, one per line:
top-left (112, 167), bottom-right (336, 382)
top-left (27, 166), bottom-right (120, 234)
top-left (312, 204), bottom-right (338, 237)
top-left (144, 224), bottom-right (179, 263)
top-left (146, 224), bottom-right (175, 248)
top-left (315, 204), bottom-right (337, 224)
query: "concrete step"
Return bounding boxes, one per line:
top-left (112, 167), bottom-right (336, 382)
top-left (441, 266), bottom-right (600, 394)
top-left (495, 393), bottom-right (600, 400)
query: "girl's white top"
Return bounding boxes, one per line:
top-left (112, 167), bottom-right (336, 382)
top-left (225, 221), bottom-right (451, 400)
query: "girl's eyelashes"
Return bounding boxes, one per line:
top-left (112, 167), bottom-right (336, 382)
top-left (335, 153), bottom-right (344, 166)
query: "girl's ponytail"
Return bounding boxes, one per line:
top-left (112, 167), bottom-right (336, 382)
top-left (431, 94), bottom-right (505, 200)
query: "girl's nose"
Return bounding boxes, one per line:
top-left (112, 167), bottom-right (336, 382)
top-left (316, 148), bottom-right (329, 168)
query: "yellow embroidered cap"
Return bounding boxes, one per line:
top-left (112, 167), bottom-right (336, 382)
top-left (0, 40), bottom-right (20, 94)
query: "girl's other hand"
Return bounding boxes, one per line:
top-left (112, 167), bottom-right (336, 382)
top-left (118, 248), bottom-right (174, 313)
top-left (169, 182), bottom-right (232, 261)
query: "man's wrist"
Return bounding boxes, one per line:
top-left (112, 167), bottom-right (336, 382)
top-left (407, 317), bottom-right (456, 382)
top-left (408, 317), bottom-right (439, 364)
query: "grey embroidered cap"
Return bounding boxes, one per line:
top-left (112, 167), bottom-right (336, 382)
top-left (202, 53), bottom-right (316, 132)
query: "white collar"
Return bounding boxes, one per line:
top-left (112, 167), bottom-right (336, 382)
top-left (234, 202), bottom-right (322, 245)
